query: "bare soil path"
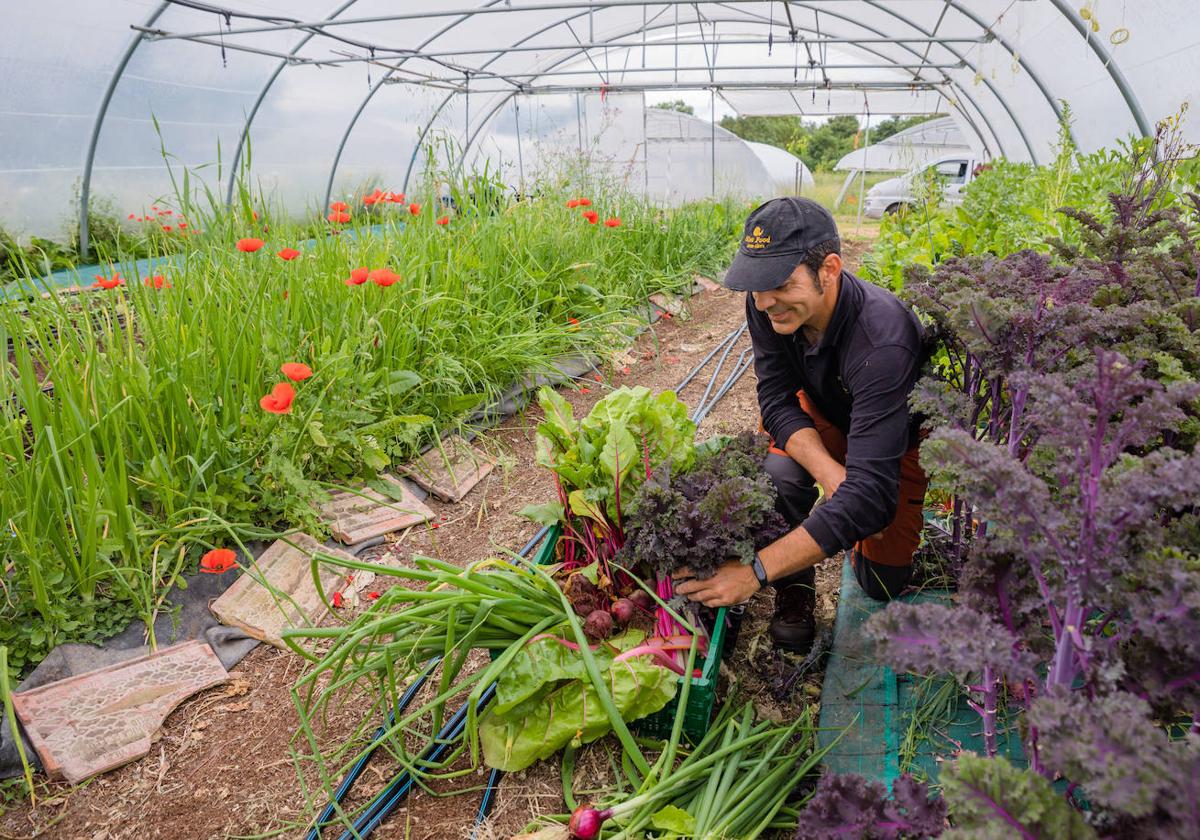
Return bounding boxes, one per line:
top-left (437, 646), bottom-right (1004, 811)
top-left (1, 239), bottom-right (872, 840)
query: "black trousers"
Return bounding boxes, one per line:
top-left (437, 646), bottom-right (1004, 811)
top-left (763, 452), bottom-right (911, 601)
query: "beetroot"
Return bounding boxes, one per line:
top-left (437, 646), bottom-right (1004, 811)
top-left (583, 609), bottom-right (613, 641)
top-left (564, 573), bottom-right (606, 618)
top-left (628, 589), bottom-right (655, 612)
top-left (610, 598), bottom-right (636, 626)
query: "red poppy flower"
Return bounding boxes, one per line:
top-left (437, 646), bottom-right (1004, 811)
top-left (277, 248), bottom-right (301, 261)
top-left (162, 225), bottom-right (173, 232)
top-left (92, 274), bottom-right (124, 290)
top-left (593, 373), bottom-right (602, 382)
top-left (369, 268), bottom-right (400, 287)
top-left (577, 197), bottom-right (592, 207)
top-left (431, 522), bottom-right (440, 530)
top-left (152, 205), bottom-right (160, 212)
top-left (143, 275), bottom-right (171, 289)
top-left (200, 548), bottom-right (237, 574)
top-left (259, 381), bottom-right (296, 414)
top-left (178, 222), bottom-right (188, 229)
top-left (435, 216), bottom-right (449, 226)
top-left (568, 316), bottom-right (580, 326)
top-left (345, 266), bottom-right (369, 286)
top-left (566, 199), bottom-right (580, 209)
top-left (367, 591), bottom-right (380, 600)
top-left (409, 203), bottom-right (421, 215)
top-left (327, 211), bottom-right (351, 224)
top-left (329, 201), bottom-right (349, 212)
top-left (127, 212), bottom-right (136, 220)
top-left (582, 210), bottom-right (599, 224)
top-left (604, 217), bottom-right (622, 228)
top-left (363, 189), bottom-right (384, 206)
top-left (280, 362), bottom-right (313, 382)
top-left (386, 192), bottom-right (406, 203)
top-left (580, 387), bottom-right (592, 394)
top-left (236, 237), bottom-right (265, 253)
top-left (161, 209), bottom-right (174, 216)
top-left (332, 591), bottom-right (344, 608)
top-left (252, 210), bottom-right (259, 221)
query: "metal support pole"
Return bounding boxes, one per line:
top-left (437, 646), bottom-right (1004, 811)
top-left (710, 88), bottom-right (716, 197)
top-left (79, 2), bottom-right (170, 259)
top-left (1044, 0), bottom-right (1151, 137)
top-left (514, 98), bottom-right (525, 194)
top-left (322, 0), bottom-right (512, 212)
top-left (225, 0), bottom-right (363, 208)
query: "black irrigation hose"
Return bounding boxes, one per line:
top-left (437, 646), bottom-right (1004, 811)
top-left (693, 348), bottom-right (755, 424)
top-left (688, 329), bottom-right (746, 423)
top-left (306, 659), bottom-right (441, 840)
top-left (338, 683), bottom-right (500, 840)
top-left (674, 323), bottom-right (745, 393)
top-left (469, 767), bottom-right (504, 838)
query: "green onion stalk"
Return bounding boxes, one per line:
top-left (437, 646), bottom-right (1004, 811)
top-left (563, 701), bottom-right (833, 840)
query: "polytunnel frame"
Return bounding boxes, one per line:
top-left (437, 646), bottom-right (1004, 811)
top-left (331, 2), bottom-right (1019, 202)
top-left (428, 0), bottom-right (1034, 187)
top-left (78, 1), bottom-right (1152, 257)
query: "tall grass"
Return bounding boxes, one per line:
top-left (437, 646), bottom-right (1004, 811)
top-left (0, 164), bottom-right (739, 678)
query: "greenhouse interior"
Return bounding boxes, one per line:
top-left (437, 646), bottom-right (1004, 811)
top-left (2, 1), bottom-right (1199, 838)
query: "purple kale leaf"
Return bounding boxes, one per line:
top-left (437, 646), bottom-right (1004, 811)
top-left (866, 602), bottom-right (1037, 686)
top-left (620, 432), bottom-right (788, 579)
top-left (1028, 690), bottom-right (1175, 820)
top-left (794, 772), bottom-right (945, 840)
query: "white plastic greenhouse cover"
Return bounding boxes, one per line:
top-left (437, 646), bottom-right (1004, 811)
top-left (745, 141), bottom-right (816, 194)
top-left (4, 1), bottom-right (1199, 245)
top-left (834, 115), bottom-right (975, 172)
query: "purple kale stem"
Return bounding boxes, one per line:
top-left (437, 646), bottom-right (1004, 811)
top-left (981, 665), bottom-right (999, 757)
top-left (1048, 598), bottom-right (1085, 689)
top-left (1007, 386), bottom-right (1029, 458)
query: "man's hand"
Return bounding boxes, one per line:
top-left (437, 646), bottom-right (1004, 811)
top-left (673, 562), bottom-right (760, 608)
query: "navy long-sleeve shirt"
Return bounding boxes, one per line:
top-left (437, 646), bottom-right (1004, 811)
top-left (748, 269), bottom-right (924, 556)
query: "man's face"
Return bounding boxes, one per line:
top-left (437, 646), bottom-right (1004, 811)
top-left (751, 262), bottom-right (826, 335)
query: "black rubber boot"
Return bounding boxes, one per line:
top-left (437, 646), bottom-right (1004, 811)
top-left (769, 566), bottom-right (816, 654)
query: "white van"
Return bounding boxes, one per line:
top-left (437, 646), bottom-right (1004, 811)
top-left (861, 154), bottom-right (983, 219)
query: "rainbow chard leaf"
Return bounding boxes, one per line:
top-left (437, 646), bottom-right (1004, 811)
top-left (479, 629), bottom-right (677, 771)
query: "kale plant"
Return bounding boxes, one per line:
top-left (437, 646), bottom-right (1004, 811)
top-left (794, 772), bottom-right (946, 840)
top-left (618, 431), bottom-right (789, 580)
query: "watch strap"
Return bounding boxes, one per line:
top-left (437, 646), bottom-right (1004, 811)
top-left (751, 553), bottom-right (769, 589)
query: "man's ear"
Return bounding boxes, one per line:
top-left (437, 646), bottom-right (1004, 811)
top-left (820, 252), bottom-right (843, 288)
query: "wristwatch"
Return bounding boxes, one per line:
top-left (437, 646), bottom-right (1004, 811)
top-left (750, 553), bottom-right (770, 589)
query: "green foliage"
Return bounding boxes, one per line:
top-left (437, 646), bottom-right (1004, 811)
top-left (942, 754), bottom-right (1096, 839)
top-left (652, 99), bottom-right (695, 115)
top-left (478, 628), bottom-right (678, 771)
top-left (719, 114), bottom-right (808, 151)
top-left (860, 106), bottom-right (1184, 290)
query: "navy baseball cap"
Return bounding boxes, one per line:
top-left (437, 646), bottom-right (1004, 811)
top-left (724, 197), bottom-right (840, 292)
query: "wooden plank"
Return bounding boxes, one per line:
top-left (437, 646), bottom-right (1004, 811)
top-left (320, 475), bottom-right (435, 544)
top-left (399, 435), bottom-right (497, 503)
top-left (209, 534), bottom-right (350, 648)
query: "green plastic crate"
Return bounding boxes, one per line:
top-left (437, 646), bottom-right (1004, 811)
top-left (531, 524), bottom-right (726, 745)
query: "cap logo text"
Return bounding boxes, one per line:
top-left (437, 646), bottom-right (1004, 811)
top-left (744, 226), bottom-right (771, 250)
